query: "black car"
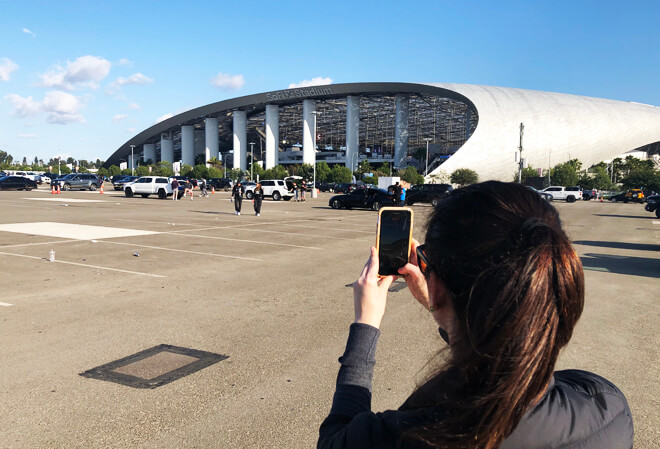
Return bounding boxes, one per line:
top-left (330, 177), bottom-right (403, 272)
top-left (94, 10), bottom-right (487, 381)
top-left (329, 188), bottom-right (397, 211)
top-left (609, 192), bottom-right (627, 202)
top-left (644, 195), bottom-right (660, 218)
top-left (207, 178), bottom-right (233, 191)
top-left (0, 176), bottom-right (38, 191)
top-left (316, 182), bottom-right (334, 192)
top-left (334, 183), bottom-right (358, 194)
top-left (405, 183), bottom-right (453, 207)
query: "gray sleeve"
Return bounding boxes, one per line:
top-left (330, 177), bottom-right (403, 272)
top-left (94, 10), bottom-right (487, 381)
top-left (336, 323), bottom-right (381, 392)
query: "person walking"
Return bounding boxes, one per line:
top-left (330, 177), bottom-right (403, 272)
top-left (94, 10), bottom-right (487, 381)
top-left (393, 182), bottom-right (402, 205)
top-left (253, 182), bottom-right (264, 216)
top-left (301, 180), bottom-right (307, 202)
top-left (199, 179), bottom-right (208, 197)
top-left (318, 181), bottom-right (633, 449)
top-left (232, 181), bottom-right (243, 215)
top-left (294, 182), bottom-right (299, 202)
top-left (400, 184), bottom-right (407, 206)
top-left (184, 179), bottom-right (193, 200)
top-left (171, 178), bottom-right (179, 201)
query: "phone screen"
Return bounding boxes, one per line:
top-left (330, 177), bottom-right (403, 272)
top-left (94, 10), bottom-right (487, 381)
top-left (377, 208), bottom-right (413, 276)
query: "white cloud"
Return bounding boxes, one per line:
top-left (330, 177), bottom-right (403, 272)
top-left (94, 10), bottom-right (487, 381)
top-left (128, 102), bottom-right (140, 110)
top-left (39, 55), bottom-right (111, 90)
top-left (22, 28), bottom-right (36, 37)
top-left (107, 72), bottom-right (154, 93)
top-left (4, 94), bottom-right (41, 116)
top-left (18, 133), bottom-right (37, 138)
top-left (113, 114), bottom-right (128, 123)
top-left (154, 113), bottom-right (174, 124)
top-left (0, 58), bottom-right (19, 81)
top-left (126, 127), bottom-right (136, 133)
top-left (4, 91), bottom-right (85, 124)
top-left (117, 58), bottom-right (132, 66)
top-left (288, 76), bottom-right (333, 89)
top-left (210, 72), bottom-right (245, 90)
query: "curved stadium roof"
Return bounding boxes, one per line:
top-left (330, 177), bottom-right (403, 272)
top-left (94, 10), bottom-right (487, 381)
top-left (105, 82), bottom-right (660, 181)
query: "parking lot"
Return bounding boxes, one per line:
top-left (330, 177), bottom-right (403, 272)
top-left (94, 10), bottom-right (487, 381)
top-left (1, 188), bottom-right (658, 448)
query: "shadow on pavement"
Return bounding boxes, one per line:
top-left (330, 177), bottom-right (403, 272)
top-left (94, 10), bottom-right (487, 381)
top-left (573, 240), bottom-right (660, 252)
top-left (592, 214), bottom-right (650, 219)
top-left (580, 253), bottom-right (660, 279)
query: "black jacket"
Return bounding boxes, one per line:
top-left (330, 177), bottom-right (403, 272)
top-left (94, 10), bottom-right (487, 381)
top-left (318, 324), bottom-right (633, 449)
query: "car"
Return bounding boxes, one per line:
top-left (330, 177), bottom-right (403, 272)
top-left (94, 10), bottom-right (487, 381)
top-left (527, 186), bottom-right (553, 201)
top-left (334, 183), bottom-right (358, 194)
top-left (624, 188), bottom-right (645, 203)
top-left (405, 183), bottom-right (453, 207)
top-left (124, 176), bottom-right (174, 199)
top-left (112, 176), bottom-right (138, 190)
top-left (244, 179), bottom-right (293, 201)
top-left (644, 194), bottom-right (660, 218)
top-left (207, 178), bottom-right (233, 191)
top-left (0, 176), bottom-right (38, 191)
top-left (540, 186), bottom-right (580, 202)
top-left (315, 181), bottom-right (334, 192)
top-left (58, 173), bottom-right (102, 191)
top-left (609, 192), bottom-right (626, 202)
top-left (329, 188), bottom-right (398, 211)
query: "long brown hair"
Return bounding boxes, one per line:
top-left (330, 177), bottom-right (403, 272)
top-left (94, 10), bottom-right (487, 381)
top-left (401, 181), bottom-right (584, 449)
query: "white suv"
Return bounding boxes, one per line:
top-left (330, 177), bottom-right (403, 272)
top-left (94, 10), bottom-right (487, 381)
top-left (244, 179), bottom-right (293, 201)
top-left (124, 176), bottom-right (173, 199)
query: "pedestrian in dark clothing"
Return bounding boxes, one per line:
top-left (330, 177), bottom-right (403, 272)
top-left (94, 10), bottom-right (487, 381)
top-left (171, 179), bottom-right (179, 201)
top-left (318, 181), bottom-right (633, 449)
top-left (393, 182), bottom-right (402, 205)
top-left (253, 182), bottom-right (264, 216)
top-left (232, 181), bottom-right (243, 215)
top-left (199, 179), bottom-right (208, 197)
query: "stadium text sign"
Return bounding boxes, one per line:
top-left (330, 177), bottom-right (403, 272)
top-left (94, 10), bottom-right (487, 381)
top-left (265, 86), bottom-right (333, 101)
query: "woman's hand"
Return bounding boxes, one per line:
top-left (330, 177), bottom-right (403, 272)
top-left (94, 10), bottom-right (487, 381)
top-left (398, 239), bottom-right (430, 310)
top-left (353, 247), bottom-right (396, 328)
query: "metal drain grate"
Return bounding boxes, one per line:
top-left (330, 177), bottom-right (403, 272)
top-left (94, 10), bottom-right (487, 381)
top-left (80, 344), bottom-right (228, 389)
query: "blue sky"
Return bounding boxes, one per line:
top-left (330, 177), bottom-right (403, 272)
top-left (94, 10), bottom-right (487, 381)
top-left (1, 0), bottom-right (659, 164)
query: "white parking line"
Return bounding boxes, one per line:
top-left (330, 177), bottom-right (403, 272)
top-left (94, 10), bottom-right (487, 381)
top-left (0, 302), bottom-right (13, 307)
top-left (0, 251), bottom-right (166, 278)
top-left (653, 221), bottom-right (660, 225)
top-left (0, 239), bottom-right (78, 249)
top-left (167, 232), bottom-right (322, 249)
top-left (99, 240), bottom-right (262, 261)
top-left (171, 225), bottom-right (364, 240)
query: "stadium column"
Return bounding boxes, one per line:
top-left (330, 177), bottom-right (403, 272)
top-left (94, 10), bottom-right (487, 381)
top-left (160, 133), bottom-right (174, 165)
top-left (395, 95), bottom-right (409, 169)
top-left (303, 99), bottom-right (316, 165)
top-left (205, 118), bottom-right (219, 166)
top-left (233, 110), bottom-right (247, 171)
top-left (143, 144), bottom-right (156, 163)
top-left (346, 95), bottom-right (360, 170)
top-left (265, 104), bottom-right (279, 169)
top-left (181, 125), bottom-right (195, 167)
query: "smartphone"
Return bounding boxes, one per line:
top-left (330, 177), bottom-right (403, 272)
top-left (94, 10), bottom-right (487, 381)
top-left (376, 207), bottom-right (414, 276)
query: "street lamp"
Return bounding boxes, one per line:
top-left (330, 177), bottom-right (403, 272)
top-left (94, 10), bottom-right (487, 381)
top-left (423, 138), bottom-right (432, 175)
top-left (249, 142), bottom-right (255, 181)
top-left (130, 145), bottom-right (135, 176)
top-left (310, 111), bottom-right (321, 198)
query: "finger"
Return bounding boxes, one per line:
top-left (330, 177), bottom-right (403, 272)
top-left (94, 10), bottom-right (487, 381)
top-left (364, 246), bottom-right (380, 278)
top-left (358, 247), bottom-right (376, 281)
top-left (398, 263), bottom-right (421, 277)
top-left (378, 274), bottom-right (396, 290)
top-left (409, 239), bottom-right (421, 266)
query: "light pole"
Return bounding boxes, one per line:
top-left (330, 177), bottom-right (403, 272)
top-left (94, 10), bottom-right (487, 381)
top-left (249, 142), bottom-right (255, 181)
top-left (130, 145), bottom-right (135, 176)
top-left (311, 111), bottom-right (320, 198)
top-left (423, 137), bottom-right (432, 175)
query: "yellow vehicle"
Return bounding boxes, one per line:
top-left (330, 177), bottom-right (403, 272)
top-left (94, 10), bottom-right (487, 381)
top-left (624, 189), bottom-right (645, 203)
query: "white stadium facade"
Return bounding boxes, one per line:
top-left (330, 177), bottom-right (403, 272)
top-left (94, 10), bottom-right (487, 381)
top-left (104, 82), bottom-right (660, 180)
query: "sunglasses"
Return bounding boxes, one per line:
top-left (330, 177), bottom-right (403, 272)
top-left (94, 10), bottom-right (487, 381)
top-left (416, 244), bottom-right (432, 277)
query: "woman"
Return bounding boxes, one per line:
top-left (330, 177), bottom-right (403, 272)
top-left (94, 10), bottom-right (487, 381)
top-left (253, 182), bottom-right (264, 216)
top-left (232, 181), bottom-right (243, 215)
top-left (318, 181), bottom-right (633, 449)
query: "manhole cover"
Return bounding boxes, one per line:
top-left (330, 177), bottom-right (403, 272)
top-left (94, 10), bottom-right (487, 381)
top-left (80, 344), bottom-right (228, 389)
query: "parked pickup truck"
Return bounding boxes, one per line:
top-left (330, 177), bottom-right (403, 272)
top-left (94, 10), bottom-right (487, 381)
top-left (124, 176), bottom-right (174, 199)
top-left (540, 186), bottom-right (581, 202)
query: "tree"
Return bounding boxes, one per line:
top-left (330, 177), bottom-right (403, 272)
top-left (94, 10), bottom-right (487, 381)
top-left (398, 166), bottom-right (424, 185)
top-left (550, 162), bottom-right (579, 186)
top-left (330, 165), bottom-right (352, 183)
top-left (621, 168), bottom-right (660, 191)
top-left (180, 164), bottom-right (194, 177)
top-left (191, 164), bottom-right (209, 180)
top-left (515, 166), bottom-right (539, 184)
top-left (208, 157), bottom-right (223, 171)
top-left (450, 168), bottom-right (478, 187)
top-left (356, 159), bottom-right (372, 177)
top-left (135, 166), bottom-right (149, 176)
top-left (297, 163), bottom-right (315, 181)
top-left (262, 165), bottom-right (289, 180)
top-left (226, 168), bottom-right (244, 181)
top-left (153, 161), bottom-right (173, 177)
top-left (0, 150), bottom-right (13, 165)
top-left (97, 167), bottom-right (109, 178)
top-left (316, 161), bottom-right (331, 182)
top-left (107, 165), bottom-right (121, 177)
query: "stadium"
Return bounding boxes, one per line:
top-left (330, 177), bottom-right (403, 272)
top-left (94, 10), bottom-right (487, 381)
top-left (104, 82), bottom-right (660, 180)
